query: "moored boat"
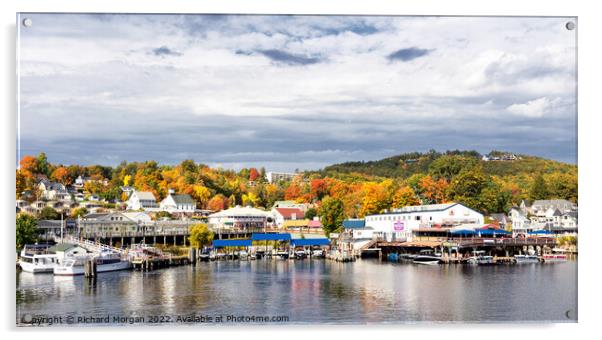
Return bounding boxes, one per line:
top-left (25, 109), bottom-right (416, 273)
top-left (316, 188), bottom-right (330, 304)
top-left (514, 255), bottom-right (540, 264)
top-left (18, 244), bottom-right (58, 273)
top-left (413, 250), bottom-right (442, 265)
top-left (54, 251), bottom-right (130, 276)
top-left (542, 254), bottom-right (567, 263)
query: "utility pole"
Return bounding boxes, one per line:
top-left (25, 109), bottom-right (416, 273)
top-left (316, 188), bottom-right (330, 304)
top-left (60, 212), bottom-right (64, 243)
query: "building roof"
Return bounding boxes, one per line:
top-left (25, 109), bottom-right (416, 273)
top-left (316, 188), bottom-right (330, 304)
top-left (208, 205), bottom-right (270, 218)
top-left (489, 213), bottom-right (508, 222)
top-left (308, 220), bottom-right (322, 228)
top-left (390, 202), bottom-right (457, 214)
top-left (169, 194), bottom-right (196, 205)
top-left (48, 243), bottom-right (78, 252)
top-left (274, 207), bottom-right (305, 219)
top-left (342, 219), bottom-right (365, 229)
top-left (134, 191), bottom-right (156, 201)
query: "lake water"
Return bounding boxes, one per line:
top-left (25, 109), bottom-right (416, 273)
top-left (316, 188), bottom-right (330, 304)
top-left (16, 259), bottom-right (578, 326)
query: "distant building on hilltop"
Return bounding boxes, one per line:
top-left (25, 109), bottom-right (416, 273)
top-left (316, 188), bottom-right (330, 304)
top-left (266, 171), bottom-right (297, 184)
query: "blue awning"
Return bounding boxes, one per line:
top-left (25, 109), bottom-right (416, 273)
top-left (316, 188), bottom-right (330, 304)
top-left (476, 229), bottom-right (511, 236)
top-left (251, 233), bottom-right (291, 241)
top-left (528, 230), bottom-right (553, 235)
top-left (290, 238), bottom-right (330, 247)
top-left (450, 229), bottom-right (476, 236)
top-left (213, 239), bottom-right (252, 248)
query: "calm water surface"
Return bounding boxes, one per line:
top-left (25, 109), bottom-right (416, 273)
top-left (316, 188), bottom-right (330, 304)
top-left (16, 259), bottom-right (577, 325)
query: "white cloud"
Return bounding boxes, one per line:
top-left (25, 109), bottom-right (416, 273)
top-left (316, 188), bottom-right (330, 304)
top-left (506, 97), bottom-right (563, 118)
top-left (17, 14), bottom-right (578, 168)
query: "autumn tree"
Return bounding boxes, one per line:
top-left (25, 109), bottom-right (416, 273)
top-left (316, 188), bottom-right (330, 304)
top-left (392, 186), bottom-right (420, 208)
top-left (249, 168), bottom-right (260, 181)
top-left (188, 223), bottom-right (214, 251)
top-left (318, 196), bottom-right (345, 237)
top-left (207, 194), bottom-right (228, 211)
top-left (51, 167), bottom-right (71, 185)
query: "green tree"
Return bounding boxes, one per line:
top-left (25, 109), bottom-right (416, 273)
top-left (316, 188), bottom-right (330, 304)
top-left (318, 196), bottom-right (345, 237)
top-left (429, 155), bottom-right (477, 181)
top-left (38, 207), bottom-right (59, 220)
top-left (16, 214), bottom-right (38, 251)
top-left (304, 207), bottom-right (318, 220)
top-left (36, 152), bottom-right (50, 177)
top-left (530, 174), bottom-right (548, 200)
top-left (447, 166), bottom-right (488, 212)
top-left (188, 223), bottom-right (214, 250)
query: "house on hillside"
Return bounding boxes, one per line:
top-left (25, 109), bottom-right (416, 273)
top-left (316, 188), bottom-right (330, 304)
top-left (509, 207), bottom-right (533, 236)
top-left (126, 191), bottom-right (158, 211)
top-left (272, 207), bottom-right (305, 228)
top-left (38, 179), bottom-right (70, 201)
top-left (159, 189), bottom-right (196, 213)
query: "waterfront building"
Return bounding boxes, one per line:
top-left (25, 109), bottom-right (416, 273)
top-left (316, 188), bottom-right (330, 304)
top-left (207, 205), bottom-right (271, 231)
top-left (272, 207), bottom-right (305, 228)
top-left (266, 171), bottom-right (297, 184)
top-left (126, 190), bottom-right (159, 211)
top-left (509, 208), bottom-right (533, 236)
top-left (364, 202), bottom-right (484, 242)
top-left (159, 189), bottom-right (196, 213)
top-left (530, 199), bottom-right (577, 214)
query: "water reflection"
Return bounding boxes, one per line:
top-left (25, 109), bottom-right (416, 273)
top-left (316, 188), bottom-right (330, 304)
top-left (17, 259), bottom-right (577, 325)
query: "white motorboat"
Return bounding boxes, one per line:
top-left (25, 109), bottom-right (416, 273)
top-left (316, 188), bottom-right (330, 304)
top-left (466, 251), bottom-right (495, 265)
top-left (514, 255), bottom-right (540, 264)
top-left (54, 251), bottom-right (130, 276)
top-left (239, 251), bottom-right (249, 260)
top-left (19, 244), bottom-right (58, 273)
top-left (413, 250), bottom-right (442, 265)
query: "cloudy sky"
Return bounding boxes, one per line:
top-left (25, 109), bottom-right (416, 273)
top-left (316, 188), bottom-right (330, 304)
top-left (17, 14), bottom-right (577, 171)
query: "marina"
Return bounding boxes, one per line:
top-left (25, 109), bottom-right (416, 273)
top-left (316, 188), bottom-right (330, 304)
top-left (16, 257), bottom-right (578, 324)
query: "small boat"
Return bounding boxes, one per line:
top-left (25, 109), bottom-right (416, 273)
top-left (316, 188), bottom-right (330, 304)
top-left (399, 253), bottom-right (417, 261)
top-left (54, 251), bottom-right (130, 276)
top-left (294, 250), bottom-right (307, 259)
top-left (311, 249), bottom-right (325, 258)
top-left (514, 255), bottom-right (540, 264)
top-left (198, 253), bottom-right (210, 262)
top-left (466, 251), bottom-right (496, 265)
top-left (209, 254), bottom-right (217, 261)
top-left (216, 253), bottom-right (227, 260)
top-left (542, 254), bottom-right (568, 263)
top-left (249, 254), bottom-right (256, 260)
top-left (275, 251), bottom-right (289, 260)
top-left (387, 253), bottom-right (399, 262)
top-left (413, 250), bottom-right (442, 265)
top-left (19, 244), bottom-right (58, 273)
top-left (239, 251), bottom-right (249, 261)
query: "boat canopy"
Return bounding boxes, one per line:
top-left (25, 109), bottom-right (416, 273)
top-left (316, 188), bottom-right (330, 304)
top-left (290, 238), bottom-right (330, 247)
top-left (212, 239), bottom-right (253, 248)
top-left (251, 233), bottom-right (291, 241)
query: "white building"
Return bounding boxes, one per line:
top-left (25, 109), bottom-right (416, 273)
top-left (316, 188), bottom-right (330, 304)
top-left (38, 179), bottom-right (70, 201)
top-left (266, 172), bottom-right (297, 184)
top-left (160, 189), bottom-right (196, 213)
top-left (272, 200), bottom-right (308, 211)
top-left (509, 207), bottom-right (533, 236)
top-left (364, 203), bottom-right (484, 242)
top-left (126, 191), bottom-right (158, 211)
top-left (208, 205), bottom-right (271, 231)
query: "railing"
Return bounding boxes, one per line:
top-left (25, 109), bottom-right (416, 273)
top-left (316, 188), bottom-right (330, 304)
top-left (61, 235), bottom-right (127, 255)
